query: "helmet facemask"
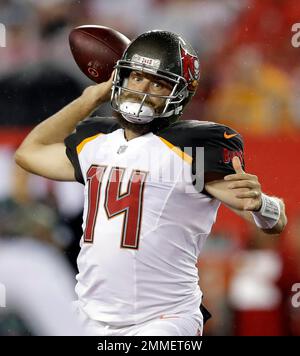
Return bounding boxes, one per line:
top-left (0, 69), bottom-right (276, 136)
top-left (111, 60), bottom-right (189, 124)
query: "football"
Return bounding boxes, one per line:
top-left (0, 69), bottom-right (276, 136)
top-left (69, 25), bottom-right (131, 83)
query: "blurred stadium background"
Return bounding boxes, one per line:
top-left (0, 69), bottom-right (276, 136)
top-left (0, 0), bottom-right (300, 335)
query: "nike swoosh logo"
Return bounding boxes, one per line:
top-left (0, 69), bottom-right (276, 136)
top-left (224, 132), bottom-right (238, 139)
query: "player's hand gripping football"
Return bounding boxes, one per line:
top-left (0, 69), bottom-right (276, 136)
top-left (224, 156), bottom-right (262, 211)
top-left (81, 71), bottom-right (115, 108)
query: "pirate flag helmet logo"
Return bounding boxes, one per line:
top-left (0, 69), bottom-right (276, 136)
top-left (180, 45), bottom-right (200, 92)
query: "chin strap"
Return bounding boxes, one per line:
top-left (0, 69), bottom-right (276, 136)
top-left (121, 114), bottom-right (154, 124)
top-left (119, 101), bottom-right (183, 124)
top-left (120, 102), bottom-right (154, 124)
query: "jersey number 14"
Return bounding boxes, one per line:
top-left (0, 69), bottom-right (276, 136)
top-left (84, 165), bottom-right (147, 249)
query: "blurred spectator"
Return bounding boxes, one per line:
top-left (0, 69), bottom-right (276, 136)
top-left (0, 0), bottom-right (40, 76)
top-left (86, 0), bottom-right (154, 38)
top-left (28, 0), bottom-right (92, 78)
top-left (204, 46), bottom-right (294, 135)
top-left (227, 0), bottom-right (300, 70)
top-left (0, 151), bottom-right (83, 269)
top-left (228, 229), bottom-right (285, 336)
top-left (0, 164), bottom-right (83, 335)
top-left (198, 233), bottom-right (240, 335)
top-left (149, 0), bottom-right (247, 56)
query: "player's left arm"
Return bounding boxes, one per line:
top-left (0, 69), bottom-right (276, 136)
top-left (205, 156), bottom-right (287, 235)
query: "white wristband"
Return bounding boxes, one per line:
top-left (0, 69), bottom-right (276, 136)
top-left (251, 194), bottom-right (281, 229)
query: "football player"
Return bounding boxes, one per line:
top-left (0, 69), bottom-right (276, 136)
top-left (15, 30), bottom-right (287, 336)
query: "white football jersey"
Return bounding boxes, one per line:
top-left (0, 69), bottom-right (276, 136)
top-left (65, 117), bottom-right (243, 326)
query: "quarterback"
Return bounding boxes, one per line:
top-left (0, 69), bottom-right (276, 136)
top-left (15, 30), bottom-right (287, 336)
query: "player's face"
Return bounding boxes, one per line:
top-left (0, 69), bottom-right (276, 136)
top-left (122, 71), bottom-right (173, 113)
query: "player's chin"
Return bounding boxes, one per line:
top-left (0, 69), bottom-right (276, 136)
top-left (113, 111), bottom-right (166, 134)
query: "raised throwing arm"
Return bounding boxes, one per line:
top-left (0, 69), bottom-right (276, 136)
top-left (15, 74), bottom-right (113, 181)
